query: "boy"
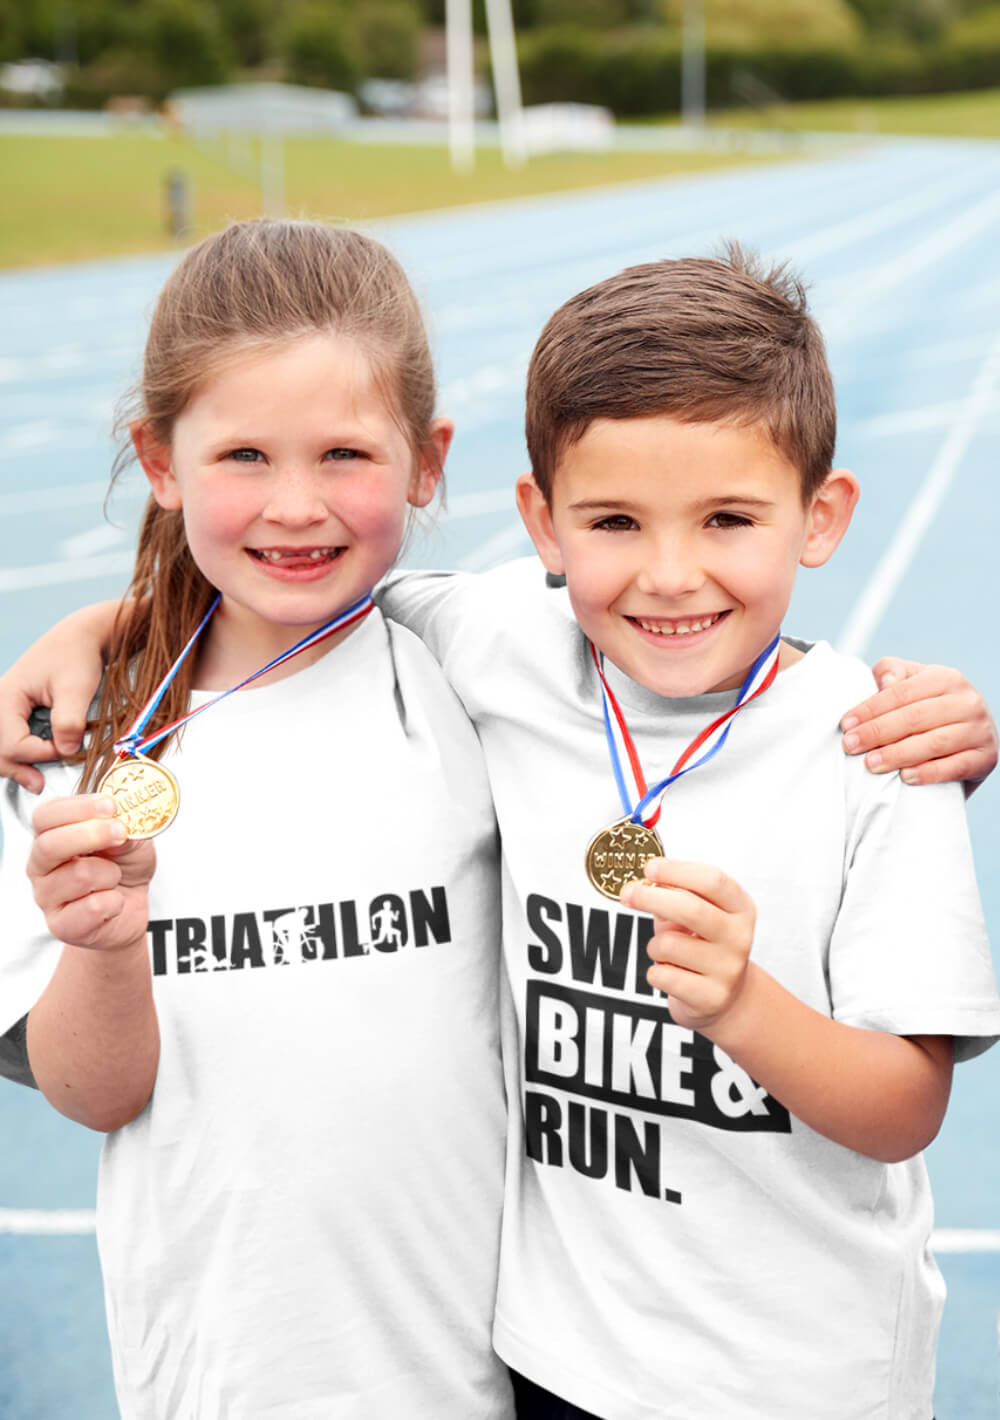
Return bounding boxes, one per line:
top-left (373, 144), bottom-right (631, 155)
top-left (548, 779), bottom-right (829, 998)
top-left (375, 249), bottom-right (1000, 1417)
top-left (0, 248), bottom-right (997, 1416)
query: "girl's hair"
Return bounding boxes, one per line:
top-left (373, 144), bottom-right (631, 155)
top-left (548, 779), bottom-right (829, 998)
top-left (78, 219), bottom-right (438, 790)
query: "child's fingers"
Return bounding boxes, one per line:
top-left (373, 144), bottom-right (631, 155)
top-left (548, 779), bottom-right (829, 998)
top-left (624, 880), bottom-right (725, 938)
top-left (630, 858), bottom-right (753, 916)
top-left (32, 794), bottom-right (119, 836)
top-left (31, 854), bottom-right (124, 915)
top-left (29, 806), bottom-right (126, 880)
top-left (900, 750), bottom-right (994, 788)
top-left (854, 721), bottom-right (989, 774)
top-left (44, 890), bottom-right (128, 949)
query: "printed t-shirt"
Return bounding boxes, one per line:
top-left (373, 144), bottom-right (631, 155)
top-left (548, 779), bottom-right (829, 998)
top-left (379, 557), bottom-right (1000, 1420)
top-left (0, 609), bottom-right (513, 1419)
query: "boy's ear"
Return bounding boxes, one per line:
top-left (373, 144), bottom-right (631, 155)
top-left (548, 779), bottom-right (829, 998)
top-left (131, 419), bottom-right (182, 510)
top-left (409, 416), bottom-right (453, 509)
top-left (800, 468), bottom-right (860, 569)
top-left (515, 472), bottom-right (565, 576)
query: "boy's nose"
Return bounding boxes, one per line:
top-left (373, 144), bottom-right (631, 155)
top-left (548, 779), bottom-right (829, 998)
top-left (635, 539), bottom-right (704, 599)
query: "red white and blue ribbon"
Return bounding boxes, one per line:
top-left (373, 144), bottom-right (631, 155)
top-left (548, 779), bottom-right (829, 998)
top-left (590, 630), bottom-right (782, 830)
top-left (114, 591), bottom-right (374, 759)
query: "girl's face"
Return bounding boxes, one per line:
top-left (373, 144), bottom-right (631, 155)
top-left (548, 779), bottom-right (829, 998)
top-left (136, 334), bottom-right (449, 667)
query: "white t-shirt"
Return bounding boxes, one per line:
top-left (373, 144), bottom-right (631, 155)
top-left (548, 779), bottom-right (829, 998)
top-left (0, 610), bottom-right (514, 1419)
top-left (380, 558), bottom-right (1000, 1420)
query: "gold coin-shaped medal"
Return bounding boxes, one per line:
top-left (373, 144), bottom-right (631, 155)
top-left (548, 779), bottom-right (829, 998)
top-left (98, 757), bottom-right (180, 840)
top-left (585, 817), bottom-right (664, 901)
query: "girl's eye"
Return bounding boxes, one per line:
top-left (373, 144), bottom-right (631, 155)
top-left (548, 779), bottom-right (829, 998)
top-left (707, 512), bottom-right (754, 530)
top-left (325, 447), bottom-right (364, 461)
top-left (227, 448), bottom-right (264, 463)
top-left (593, 514), bottom-right (638, 532)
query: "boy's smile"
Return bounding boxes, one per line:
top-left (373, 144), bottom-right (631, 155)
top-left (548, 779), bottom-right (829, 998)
top-left (517, 414), bottom-right (858, 699)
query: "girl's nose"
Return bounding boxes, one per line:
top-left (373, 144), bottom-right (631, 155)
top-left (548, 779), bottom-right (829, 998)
top-left (261, 470), bottom-right (329, 526)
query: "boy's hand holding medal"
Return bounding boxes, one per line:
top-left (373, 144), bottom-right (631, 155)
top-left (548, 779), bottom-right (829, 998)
top-left (622, 859), bottom-right (757, 1035)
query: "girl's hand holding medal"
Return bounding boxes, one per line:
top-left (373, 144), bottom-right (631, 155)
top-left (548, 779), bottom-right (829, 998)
top-left (27, 794), bottom-right (156, 954)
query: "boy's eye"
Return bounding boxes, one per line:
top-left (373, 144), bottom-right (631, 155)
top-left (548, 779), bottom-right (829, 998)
top-left (707, 511), bottom-right (754, 530)
top-left (325, 447), bottom-right (364, 461)
top-left (227, 447), bottom-right (265, 463)
top-left (593, 514), bottom-right (638, 532)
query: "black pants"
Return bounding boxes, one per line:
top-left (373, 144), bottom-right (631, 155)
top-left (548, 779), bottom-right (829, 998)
top-left (510, 1370), bottom-right (602, 1420)
top-left (511, 1370), bottom-right (935, 1420)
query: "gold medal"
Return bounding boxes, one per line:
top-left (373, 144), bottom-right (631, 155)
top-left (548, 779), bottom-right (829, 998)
top-left (98, 757), bottom-right (180, 840)
top-left (585, 817), bottom-right (664, 901)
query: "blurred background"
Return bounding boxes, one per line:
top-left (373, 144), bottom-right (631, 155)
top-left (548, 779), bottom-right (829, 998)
top-left (1, 1), bottom-right (1000, 1416)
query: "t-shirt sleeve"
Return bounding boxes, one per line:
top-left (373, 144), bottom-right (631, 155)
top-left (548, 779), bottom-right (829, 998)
top-left (0, 777), bottom-right (68, 1050)
top-left (375, 569), bottom-right (477, 662)
top-left (829, 770), bottom-right (1000, 1062)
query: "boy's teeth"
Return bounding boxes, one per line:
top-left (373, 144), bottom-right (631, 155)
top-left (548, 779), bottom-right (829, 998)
top-left (636, 613), bottom-right (721, 636)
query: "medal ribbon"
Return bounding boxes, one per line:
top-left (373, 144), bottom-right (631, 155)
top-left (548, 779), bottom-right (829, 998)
top-left (114, 591), bottom-right (374, 759)
top-left (590, 631), bottom-right (782, 830)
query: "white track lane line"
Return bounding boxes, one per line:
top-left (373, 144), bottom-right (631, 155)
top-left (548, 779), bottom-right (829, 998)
top-left (4, 1209), bottom-right (999, 1251)
top-left (836, 328), bottom-right (1000, 658)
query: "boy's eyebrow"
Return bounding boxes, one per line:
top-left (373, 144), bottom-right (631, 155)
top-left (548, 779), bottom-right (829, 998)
top-left (568, 494), bottom-right (778, 512)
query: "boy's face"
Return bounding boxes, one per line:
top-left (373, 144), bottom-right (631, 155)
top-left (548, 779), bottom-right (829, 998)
top-left (517, 414), bottom-right (858, 698)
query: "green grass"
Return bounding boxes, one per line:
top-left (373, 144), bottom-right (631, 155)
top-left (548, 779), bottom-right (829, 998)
top-left (3, 86), bottom-right (999, 269)
top-left (669, 85), bottom-right (1000, 137)
top-left (0, 131), bottom-right (782, 270)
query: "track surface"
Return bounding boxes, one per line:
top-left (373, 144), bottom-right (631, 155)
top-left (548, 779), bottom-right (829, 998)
top-left (1, 135), bottom-right (999, 1416)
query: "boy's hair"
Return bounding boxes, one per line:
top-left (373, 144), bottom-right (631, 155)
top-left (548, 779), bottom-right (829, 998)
top-left (79, 219), bottom-right (436, 790)
top-left (525, 244), bottom-right (835, 504)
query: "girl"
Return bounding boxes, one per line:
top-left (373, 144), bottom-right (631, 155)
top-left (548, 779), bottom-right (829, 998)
top-left (0, 220), bottom-right (514, 1416)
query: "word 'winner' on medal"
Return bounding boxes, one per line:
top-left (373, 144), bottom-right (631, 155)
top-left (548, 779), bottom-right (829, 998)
top-left (586, 818), bottom-right (663, 901)
top-left (99, 759), bottom-right (180, 840)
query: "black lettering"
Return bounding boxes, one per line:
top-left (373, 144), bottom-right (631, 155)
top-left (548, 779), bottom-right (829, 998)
top-left (340, 901), bottom-right (366, 957)
top-left (371, 894), bottom-right (407, 952)
top-left (614, 1114), bottom-right (661, 1199)
top-left (526, 894), bottom-right (563, 974)
top-left (566, 904), bottom-right (634, 989)
top-left (313, 903), bottom-right (337, 959)
top-left (633, 915), bottom-right (657, 996)
top-left (525, 980), bottom-right (790, 1134)
top-left (210, 915), bottom-right (229, 968)
top-left (175, 918), bottom-right (206, 974)
top-left (410, 886), bottom-right (450, 947)
top-left (567, 1100), bottom-right (608, 1180)
top-left (148, 920), bottom-right (172, 977)
top-left (230, 913), bottom-right (264, 969)
top-left (525, 1089), bottom-right (563, 1167)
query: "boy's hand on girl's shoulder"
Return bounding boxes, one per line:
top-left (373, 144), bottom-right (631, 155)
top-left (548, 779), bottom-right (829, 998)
top-left (28, 795), bottom-right (155, 954)
top-left (621, 860), bottom-right (756, 1035)
top-left (840, 659), bottom-right (998, 795)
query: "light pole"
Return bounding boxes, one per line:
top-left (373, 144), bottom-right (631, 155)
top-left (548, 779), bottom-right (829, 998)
top-left (484, 0), bottom-right (526, 170)
top-left (446, 0), bottom-right (476, 172)
top-left (681, 0), bottom-right (706, 129)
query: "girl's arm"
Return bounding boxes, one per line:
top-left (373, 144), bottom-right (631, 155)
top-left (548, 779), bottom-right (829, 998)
top-left (622, 861), bottom-right (953, 1164)
top-left (25, 794), bottom-right (159, 1132)
top-left (841, 657), bottom-right (998, 795)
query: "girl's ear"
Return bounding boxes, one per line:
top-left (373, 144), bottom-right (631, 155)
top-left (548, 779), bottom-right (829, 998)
top-left (409, 417), bottom-right (453, 509)
top-left (800, 468), bottom-right (860, 569)
top-left (515, 472), bottom-right (565, 576)
top-left (131, 419), bottom-right (182, 510)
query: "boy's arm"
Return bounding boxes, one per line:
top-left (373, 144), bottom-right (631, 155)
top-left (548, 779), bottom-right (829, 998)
top-left (622, 861), bottom-right (954, 1162)
top-left (0, 600), bottom-right (121, 792)
top-left (841, 658), bottom-right (997, 795)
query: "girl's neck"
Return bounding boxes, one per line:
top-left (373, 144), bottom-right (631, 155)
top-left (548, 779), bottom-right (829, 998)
top-left (190, 602), bottom-right (364, 693)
